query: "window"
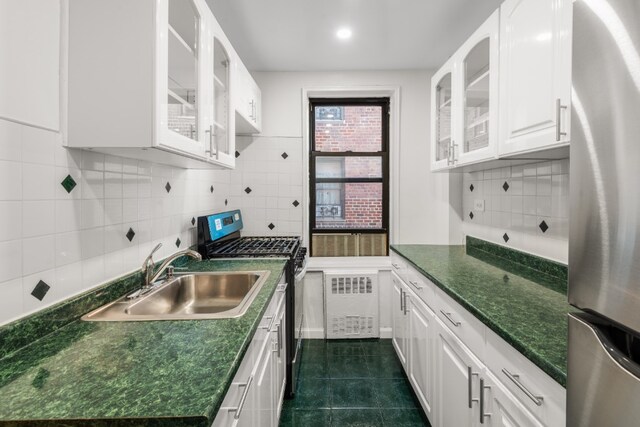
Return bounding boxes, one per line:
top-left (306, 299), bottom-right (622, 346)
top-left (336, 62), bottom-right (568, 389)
top-left (310, 98), bottom-right (389, 257)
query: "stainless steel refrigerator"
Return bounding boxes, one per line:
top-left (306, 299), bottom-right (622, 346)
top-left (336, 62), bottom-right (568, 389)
top-left (568, 0), bottom-right (640, 425)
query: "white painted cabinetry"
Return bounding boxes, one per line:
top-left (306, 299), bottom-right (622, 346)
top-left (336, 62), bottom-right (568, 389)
top-left (212, 283), bottom-right (286, 427)
top-left (498, 0), bottom-right (572, 157)
top-left (392, 271), bottom-right (436, 420)
top-left (391, 274), bottom-right (409, 368)
top-left (0, 0), bottom-right (60, 131)
top-left (431, 10), bottom-right (499, 171)
top-left (407, 292), bottom-right (436, 420)
top-left (66, 0), bottom-right (259, 169)
top-left (435, 318), bottom-right (482, 427)
top-left (389, 252), bottom-right (565, 427)
top-left (235, 60), bottom-right (262, 135)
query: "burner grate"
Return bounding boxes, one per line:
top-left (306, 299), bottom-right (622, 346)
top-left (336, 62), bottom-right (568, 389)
top-left (206, 236), bottom-right (301, 258)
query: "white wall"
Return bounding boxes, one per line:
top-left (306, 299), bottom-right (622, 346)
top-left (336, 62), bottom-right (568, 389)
top-left (242, 71), bottom-right (462, 337)
top-left (251, 70), bottom-right (460, 245)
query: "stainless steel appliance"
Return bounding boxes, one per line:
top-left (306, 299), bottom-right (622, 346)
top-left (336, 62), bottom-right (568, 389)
top-left (568, 1), bottom-right (640, 425)
top-left (196, 210), bottom-right (307, 397)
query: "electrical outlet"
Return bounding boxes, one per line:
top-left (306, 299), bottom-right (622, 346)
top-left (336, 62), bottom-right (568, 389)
top-left (474, 199), bottom-right (485, 212)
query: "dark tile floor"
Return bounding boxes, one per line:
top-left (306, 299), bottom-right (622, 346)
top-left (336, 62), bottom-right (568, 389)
top-left (280, 339), bottom-right (431, 427)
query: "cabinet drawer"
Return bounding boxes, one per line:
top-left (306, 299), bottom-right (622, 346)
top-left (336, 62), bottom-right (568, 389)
top-left (485, 328), bottom-right (565, 426)
top-left (404, 264), bottom-right (436, 310)
top-left (390, 252), bottom-right (409, 282)
top-left (434, 288), bottom-right (485, 360)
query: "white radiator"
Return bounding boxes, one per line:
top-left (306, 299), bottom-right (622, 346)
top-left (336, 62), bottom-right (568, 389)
top-left (324, 270), bottom-right (379, 339)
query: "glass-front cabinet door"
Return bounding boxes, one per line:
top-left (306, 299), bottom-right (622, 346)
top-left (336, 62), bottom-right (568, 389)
top-left (456, 10), bottom-right (499, 165)
top-left (431, 62), bottom-right (455, 171)
top-left (158, 0), bottom-right (207, 158)
top-left (211, 37), bottom-right (231, 160)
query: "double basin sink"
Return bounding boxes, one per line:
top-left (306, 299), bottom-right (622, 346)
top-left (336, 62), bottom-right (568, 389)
top-left (82, 271), bottom-right (270, 321)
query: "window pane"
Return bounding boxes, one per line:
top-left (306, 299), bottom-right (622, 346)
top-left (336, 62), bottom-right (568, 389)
top-left (315, 183), bottom-right (383, 229)
top-left (316, 157), bottom-right (382, 179)
top-left (315, 106), bottom-right (382, 152)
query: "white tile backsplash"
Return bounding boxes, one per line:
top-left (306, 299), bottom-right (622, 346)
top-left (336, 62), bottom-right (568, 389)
top-left (228, 136), bottom-right (304, 237)
top-left (462, 159), bottom-right (570, 262)
top-left (0, 118), bottom-right (230, 325)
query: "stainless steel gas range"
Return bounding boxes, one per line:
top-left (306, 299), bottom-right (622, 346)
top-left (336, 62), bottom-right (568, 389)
top-left (196, 210), bottom-right (307, 398)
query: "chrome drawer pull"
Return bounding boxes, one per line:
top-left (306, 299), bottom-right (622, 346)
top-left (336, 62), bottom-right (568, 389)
top-left (556, 98), bottom-right (568, 141)
top-left (502, 368), bottom-right (544, 406)
top-left (409, 280), bottom-right (424, 290)
top-left (440, 310), bottom-right (461, 327)
top-left (400, 289), bottom-right (405, 312)
top-left (480, 377), bottom-right (491, 423)
top-left (392, 263), bottom-right (401, 269)
top-left (229, 375), bottom-right (254, 419)
top-left (468, 366), bottom-right (479, 408)
top-left (259, 315), bottom-right (275, 330)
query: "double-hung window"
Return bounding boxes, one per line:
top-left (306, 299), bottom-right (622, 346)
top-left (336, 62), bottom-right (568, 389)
top-left (309, 98), bottom-right (390, 257)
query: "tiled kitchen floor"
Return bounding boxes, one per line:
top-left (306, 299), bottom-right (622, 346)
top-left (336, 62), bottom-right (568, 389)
top-left (280, 339), bottom-right (431, 427)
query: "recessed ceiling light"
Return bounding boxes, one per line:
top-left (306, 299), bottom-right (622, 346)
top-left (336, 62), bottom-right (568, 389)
top-left (336, 28), bottom-right (352, 40)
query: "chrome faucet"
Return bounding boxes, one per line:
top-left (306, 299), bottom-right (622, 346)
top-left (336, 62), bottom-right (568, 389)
top-left (130, 243), bottom-right (203, 299)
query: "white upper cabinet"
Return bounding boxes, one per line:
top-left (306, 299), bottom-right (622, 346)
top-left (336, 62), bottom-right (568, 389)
top-left (431, 10), bottom-right (499, 171)
top-left (0, 0), bottom-right (60, 131)
top-left (235, 60), bottom-right (262, 135)
top-left (498, 0), bottom-right (572, 157)
top-left (431, 60), bottom-right (456, 171)
top-left (66, 0), bottom-right (257, 169)
top-left (206, 21), bottom-right (236, 165)
top-left (457, 10), bottom-right (500, 166)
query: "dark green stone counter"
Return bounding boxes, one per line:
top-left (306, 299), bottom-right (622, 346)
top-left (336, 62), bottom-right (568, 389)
top-left (391, 244), bottom-right (577, 387)
top-left (0, 259), bottom-right (287, 426)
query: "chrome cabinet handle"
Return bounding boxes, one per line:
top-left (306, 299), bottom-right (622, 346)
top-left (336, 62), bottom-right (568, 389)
top-left (274, 323), bottom-right (282, 358)
top-left (440, 310), bottom-right (461, 327)
top-left (556, 98), bottom-right (568, 141)
top-left (452, 141), bottom-right (458, 164)
top-left (409, 280), bottom-right (424, 290)
top-left (392, 263), bottom-right (401, 270)
top-left (468, 366), bottom-right (479, 408)
top-left (480, 377), bottom-right (491, 423)
top-left (502, 368), bottom-right (544, 406)
top-left (447, 140), bottom-right (454, 165)
top-left (403, 292), bottom-right (409, 315)
top-left (260, 315), bottom-right (275, 330)
top-left (400, 289), bottom-right (404, 312)
top-left (229, 375), bottom-right (253, 419)
top-left (205, 125), bottom-right (219, 159)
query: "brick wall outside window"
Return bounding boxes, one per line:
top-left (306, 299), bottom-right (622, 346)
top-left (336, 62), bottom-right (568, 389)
top-left (314, 106), bottom-right (383, 229)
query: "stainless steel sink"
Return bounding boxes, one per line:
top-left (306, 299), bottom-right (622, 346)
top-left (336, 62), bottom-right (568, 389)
top-left (82, 271), bottom-right (270, 321)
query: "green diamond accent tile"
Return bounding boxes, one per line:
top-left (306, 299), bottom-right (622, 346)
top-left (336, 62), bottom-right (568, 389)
top-left (60, 174), bottom-right (77, 193)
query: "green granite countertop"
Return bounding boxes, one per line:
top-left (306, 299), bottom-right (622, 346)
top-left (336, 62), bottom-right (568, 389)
top-left (391, 244), bottom-right (577, 387)
top-left (0, 259), bottom-right (287, 426)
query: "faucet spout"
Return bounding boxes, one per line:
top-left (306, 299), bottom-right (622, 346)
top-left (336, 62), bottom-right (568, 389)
top-left (133, 245), bottom-right (202, 299)
top-left (148, 249), bottom-right (202, 286)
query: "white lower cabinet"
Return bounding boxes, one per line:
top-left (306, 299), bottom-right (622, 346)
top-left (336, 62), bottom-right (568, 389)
top-left (390, 259), bottom-right (566, 427)
top-left (408, 294), bottom-right (436, 420)
top-left (435, 318), bottom-right (482, 427)
top-left (212, 284), bottom-right (286, 427)
top-left (483, 370), bottom-right (542, 427)
top-left (391, 274), bottom-right (409, 368)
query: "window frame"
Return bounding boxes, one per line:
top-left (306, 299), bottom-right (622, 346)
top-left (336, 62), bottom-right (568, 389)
top-left (309, 98), bottom-right (390, 253)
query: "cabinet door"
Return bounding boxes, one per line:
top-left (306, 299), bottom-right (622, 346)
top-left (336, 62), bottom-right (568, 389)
top-left (456, 10), bottom-right (500, 166)
top-left (391, 274), bottom-right (408, 367)
top-left (436, 317), bottom-right (482, 427)
top-left (254, 338), bottom-right (275, 427)
top-left (207, 31), bottom-right (235, 167)
top-left (431, 60), bottom-right (457, 171)
top-left (272, 301), bottom-right (287, 426)
top-left (157, 0), bottom-right (208, 158)
top-left (498, 0), bottom-right (572, 156)
top-left (408, 295), bottom-right (436, 421)
top-left (483, 372), bottom-right (543, 427)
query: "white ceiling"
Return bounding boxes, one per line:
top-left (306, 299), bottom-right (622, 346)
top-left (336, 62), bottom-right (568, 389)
top-left (206, 0), bottom-right (503, 72)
